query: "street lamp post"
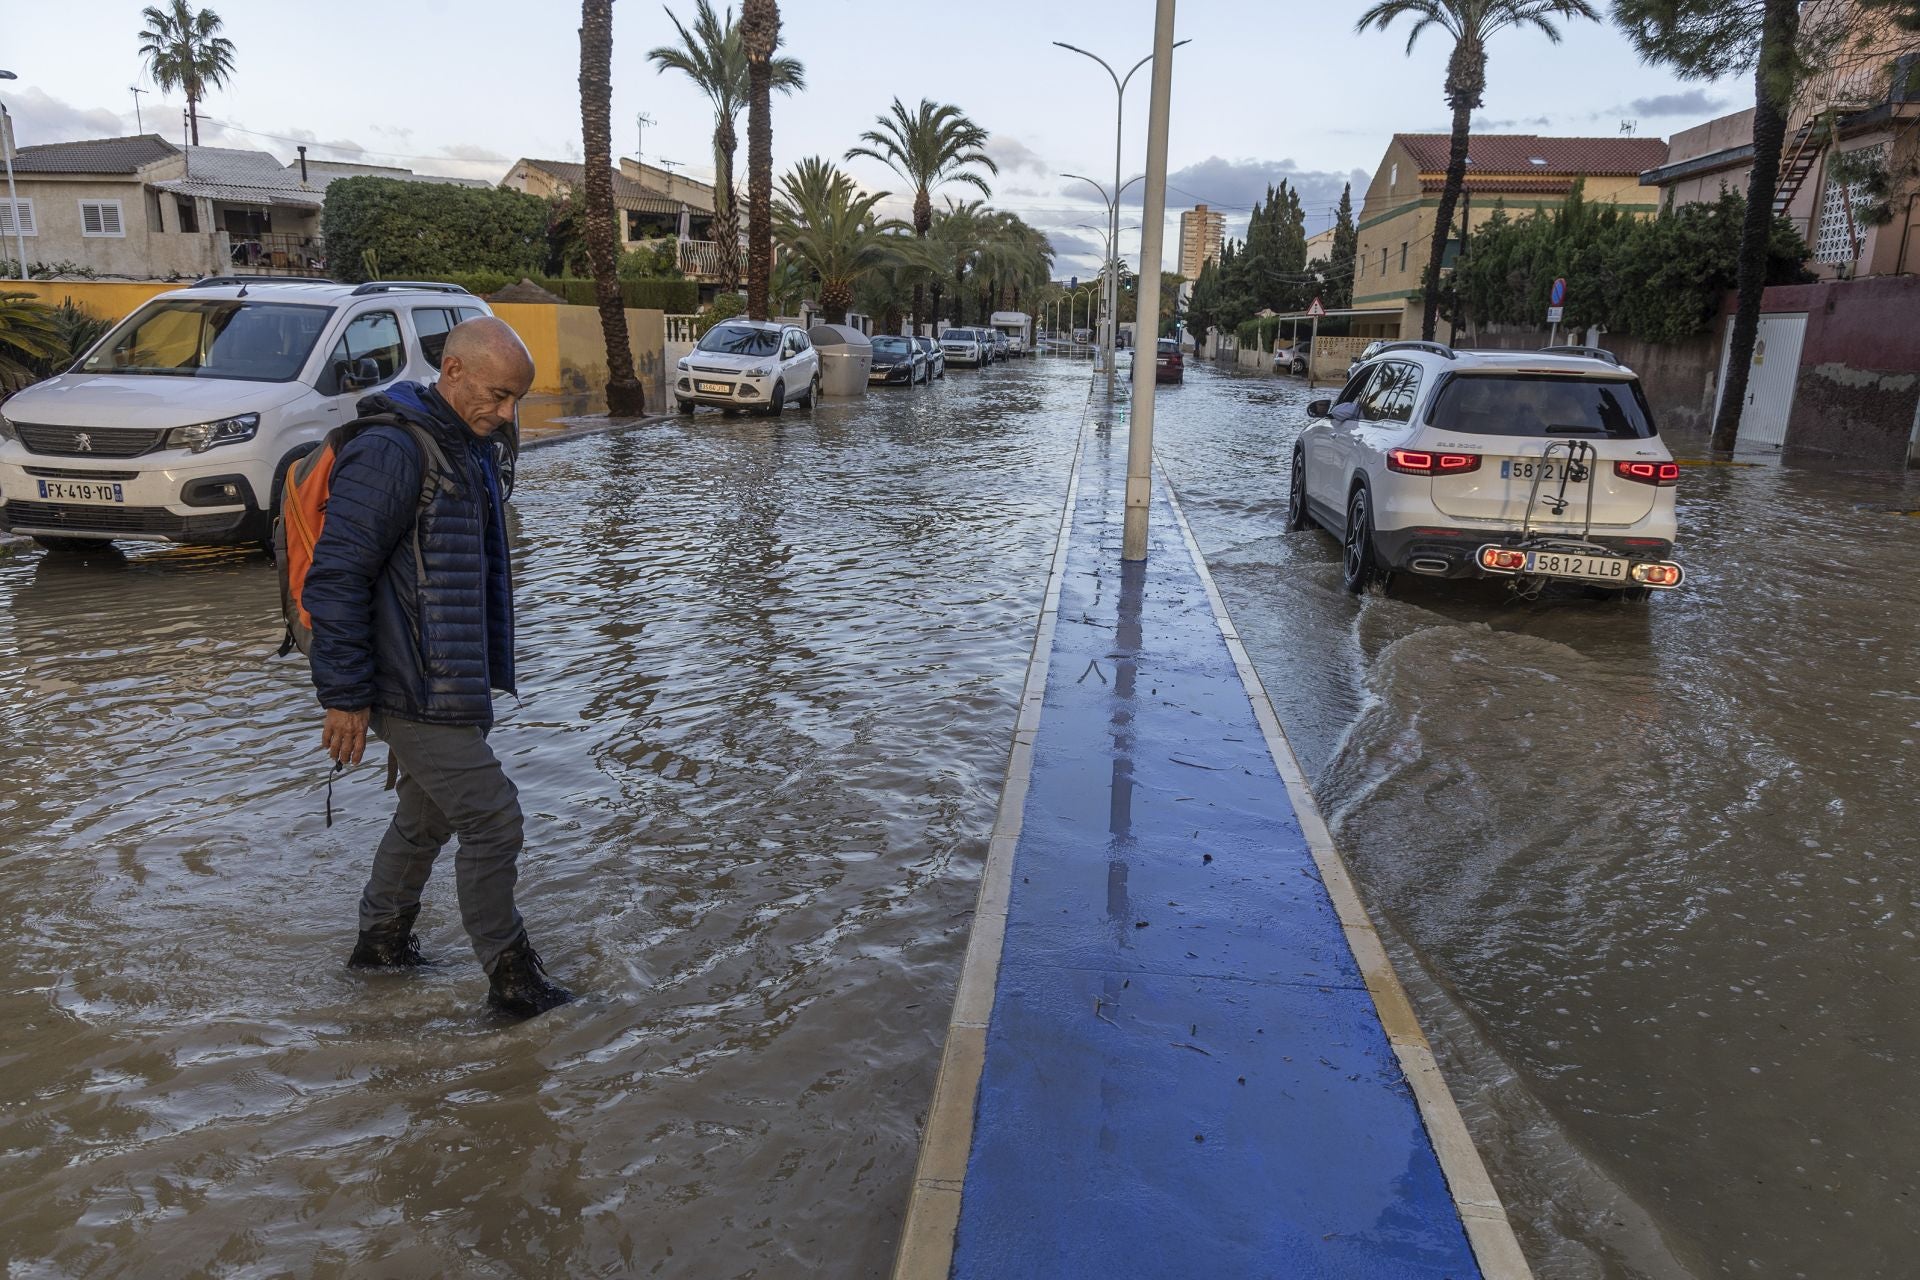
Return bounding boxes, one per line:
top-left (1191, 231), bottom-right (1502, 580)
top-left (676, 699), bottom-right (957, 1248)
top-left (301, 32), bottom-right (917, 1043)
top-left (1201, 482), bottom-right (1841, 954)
top-left (1063, 173), bottom-right (1140, 376)
top-left (1054, 36), bottom-right (1189, 399)
top-left (0, 72), bottom-right (25, 280)
top-left (1123, 0), bottom-right (1179, 562)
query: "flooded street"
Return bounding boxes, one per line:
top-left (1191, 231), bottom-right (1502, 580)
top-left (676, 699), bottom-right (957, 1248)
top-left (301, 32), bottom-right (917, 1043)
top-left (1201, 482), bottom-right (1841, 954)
top-left (0, 362), bottom-right (1082, 1277)
top-left (1158, 362), bottom-right (1920, 1280)
top-left (4, 350), bottom-right (1917, 1278)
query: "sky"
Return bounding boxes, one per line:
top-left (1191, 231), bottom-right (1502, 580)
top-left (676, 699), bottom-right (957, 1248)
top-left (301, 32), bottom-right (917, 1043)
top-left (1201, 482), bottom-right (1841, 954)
top-left (3, 0), bottom-right (1747, 280)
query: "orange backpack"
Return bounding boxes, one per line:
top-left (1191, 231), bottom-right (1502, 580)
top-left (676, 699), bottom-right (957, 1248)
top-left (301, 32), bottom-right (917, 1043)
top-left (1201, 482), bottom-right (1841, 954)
top-left (275, 414), bottom-right (454, 657)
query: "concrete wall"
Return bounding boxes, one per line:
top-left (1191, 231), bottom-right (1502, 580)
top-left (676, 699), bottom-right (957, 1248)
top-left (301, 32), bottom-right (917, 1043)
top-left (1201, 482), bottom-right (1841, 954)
top-left (3, 280), bottom-right (179, 319)
top-left (1764, 275), bottom-right (1920, 467)
top-left (492, 302), bottom-right (667, 407)
top-left (8, 176), bottom-right (219, 279)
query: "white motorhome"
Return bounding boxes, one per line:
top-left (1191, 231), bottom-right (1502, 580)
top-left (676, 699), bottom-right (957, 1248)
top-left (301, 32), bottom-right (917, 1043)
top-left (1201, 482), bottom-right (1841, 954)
top-left (988, 312), bottom-right (1032, 357)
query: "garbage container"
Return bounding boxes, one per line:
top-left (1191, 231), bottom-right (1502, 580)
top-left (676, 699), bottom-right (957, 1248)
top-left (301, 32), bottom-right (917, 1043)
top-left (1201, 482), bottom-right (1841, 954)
top-left (809, 324), bottom-right (872, 397)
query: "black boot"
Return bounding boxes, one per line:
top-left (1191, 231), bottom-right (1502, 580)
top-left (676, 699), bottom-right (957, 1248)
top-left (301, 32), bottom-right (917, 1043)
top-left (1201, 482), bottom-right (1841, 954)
top-left (348, 913), bottom-right (432, 969)
top-left (486, 938), bottom-right (574, 1017)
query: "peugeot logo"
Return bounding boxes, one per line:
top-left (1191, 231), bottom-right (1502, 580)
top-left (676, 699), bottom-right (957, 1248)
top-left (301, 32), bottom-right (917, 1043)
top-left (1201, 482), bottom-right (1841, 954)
top-left (73, 432), bottom-right (93, 453)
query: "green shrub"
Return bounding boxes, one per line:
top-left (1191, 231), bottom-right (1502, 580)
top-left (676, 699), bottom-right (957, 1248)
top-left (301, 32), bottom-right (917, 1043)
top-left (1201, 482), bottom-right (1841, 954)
top-left (696, 291), bottom-right (746, 335)
top-left (619, 240), bottom-right (682, 280)
top-left (323, 178), bottom-right (547, 282)
top-left (529, 276), bottom-right (699, 312)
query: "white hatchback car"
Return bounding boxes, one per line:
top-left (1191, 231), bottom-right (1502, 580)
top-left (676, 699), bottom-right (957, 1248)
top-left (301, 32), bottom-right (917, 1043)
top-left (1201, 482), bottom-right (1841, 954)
top-left (1289, 342), bottom-right (1684, 599)
top-left (0, 278), bottom-right (506, 551)
top-left (673, 319), bottom-right (820, 415)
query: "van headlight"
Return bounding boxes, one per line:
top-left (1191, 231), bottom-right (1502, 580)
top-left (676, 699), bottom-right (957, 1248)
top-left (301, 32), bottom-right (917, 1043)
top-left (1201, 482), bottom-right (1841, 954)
top-left (168, 413), bottom-right (260, 453)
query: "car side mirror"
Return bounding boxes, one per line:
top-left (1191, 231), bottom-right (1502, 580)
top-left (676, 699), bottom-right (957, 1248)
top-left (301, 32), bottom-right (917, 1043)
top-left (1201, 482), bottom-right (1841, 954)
top-left (1307, 398), bottom-right (1332, 419)
top-left (1328, 401), bottom-right (1360, 423)
top-left (339, 356), bottom-right (383, 391)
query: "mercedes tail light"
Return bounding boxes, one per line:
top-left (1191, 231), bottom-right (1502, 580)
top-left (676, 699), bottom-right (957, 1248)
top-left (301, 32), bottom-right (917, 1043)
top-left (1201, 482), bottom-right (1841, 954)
top-left (1388, 448), bottom-right (1481, 475)
top-left (1613, 460), bottom-right (1681, 487)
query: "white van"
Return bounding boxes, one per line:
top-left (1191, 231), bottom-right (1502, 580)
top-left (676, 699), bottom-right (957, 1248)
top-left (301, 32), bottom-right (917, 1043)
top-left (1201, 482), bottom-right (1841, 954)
top-left (988, 311), bottom-right (1032, 357)
top-left (0, 279), bottom-right (509, 551)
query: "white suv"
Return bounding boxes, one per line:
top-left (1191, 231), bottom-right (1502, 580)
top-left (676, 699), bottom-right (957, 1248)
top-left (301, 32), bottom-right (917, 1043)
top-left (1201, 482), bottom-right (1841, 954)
top-left (1289, 342), bottom-right (1684, 599)
top-left (673, 319), bottom-right (819, 415)
top-left (0, 278), bottom-right (507, 551)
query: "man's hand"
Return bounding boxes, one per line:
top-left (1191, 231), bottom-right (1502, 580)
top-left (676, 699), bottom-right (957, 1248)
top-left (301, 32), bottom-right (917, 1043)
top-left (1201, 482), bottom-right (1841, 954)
top-left (322, 707), bottom-right (372, 766)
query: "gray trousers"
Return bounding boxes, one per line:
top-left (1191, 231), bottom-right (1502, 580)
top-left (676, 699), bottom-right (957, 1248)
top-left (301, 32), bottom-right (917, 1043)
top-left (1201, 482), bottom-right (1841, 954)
top-left (361, 712), bottom-right (526, 972)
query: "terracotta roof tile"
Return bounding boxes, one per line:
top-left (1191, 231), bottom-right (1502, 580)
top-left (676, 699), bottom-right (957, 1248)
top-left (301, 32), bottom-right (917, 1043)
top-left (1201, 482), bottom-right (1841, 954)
top-left (1395, 134), bottom-right (1670, 177)
top-left (11, 134), bottom-right (179, 175)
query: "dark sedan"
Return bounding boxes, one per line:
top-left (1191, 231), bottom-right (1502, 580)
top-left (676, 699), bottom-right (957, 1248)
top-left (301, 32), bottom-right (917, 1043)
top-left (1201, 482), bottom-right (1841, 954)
top-left (868, 335), bottom-right (928, 385)
top-left (914, 335), bottom-right (946, 379)
top-left (1155, 338), bottom-right (1184, 384)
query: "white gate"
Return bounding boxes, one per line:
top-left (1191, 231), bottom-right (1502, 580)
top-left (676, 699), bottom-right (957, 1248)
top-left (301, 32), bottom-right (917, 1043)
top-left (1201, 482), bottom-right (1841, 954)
top-left (1713, 312), bottom-right (1807, 451)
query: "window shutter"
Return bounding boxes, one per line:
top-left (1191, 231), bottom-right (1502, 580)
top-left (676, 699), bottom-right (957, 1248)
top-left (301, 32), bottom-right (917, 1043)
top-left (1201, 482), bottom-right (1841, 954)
top-left (0, 200), bottom-right (34, 236)
top-left (100, 203), bottom-right (123, 236)
top-left (81, 203), bottom-right (102, 235)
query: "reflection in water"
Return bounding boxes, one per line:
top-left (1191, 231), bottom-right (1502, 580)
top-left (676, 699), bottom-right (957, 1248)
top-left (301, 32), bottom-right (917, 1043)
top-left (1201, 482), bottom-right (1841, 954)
top-left (1159, 361), bottom-right (1920, 1280)
top-left (0, 363), bottom-right (1085, 1276)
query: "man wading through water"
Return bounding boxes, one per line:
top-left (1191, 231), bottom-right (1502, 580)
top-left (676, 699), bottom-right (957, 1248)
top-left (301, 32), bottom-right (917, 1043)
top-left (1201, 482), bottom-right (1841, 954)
top-left (304, 316), bottom-right (573, 1018)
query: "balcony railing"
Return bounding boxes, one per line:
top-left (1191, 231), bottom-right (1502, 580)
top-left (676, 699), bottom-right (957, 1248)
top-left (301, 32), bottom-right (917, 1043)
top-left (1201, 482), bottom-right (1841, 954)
top-left (221, 231), bottom-right (326, 276)
top-left (677, 239), bottom-right (726, 280)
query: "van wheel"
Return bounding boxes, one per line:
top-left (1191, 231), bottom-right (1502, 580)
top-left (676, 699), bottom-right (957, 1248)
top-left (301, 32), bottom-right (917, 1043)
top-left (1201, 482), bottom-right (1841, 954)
top-left (1341, 487), bottom-right (1382, 594)
top-left (1286, 448), bottom-right (1311, 532)
top-left (492, 423), bottom-right (519, 500)
top-left (33, 536), bottom-right (112, 554)
top-left (762, 380), bottom-right (785, 417)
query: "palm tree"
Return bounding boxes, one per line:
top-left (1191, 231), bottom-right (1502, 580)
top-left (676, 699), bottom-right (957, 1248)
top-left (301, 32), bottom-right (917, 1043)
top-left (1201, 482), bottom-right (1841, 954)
top-left (846, 99), bottom-right (997, 333)
top-left (928, 198), bottom-right (987, 325)
top-left (774, 159), bottom-right (905, 322)
top-left (1356, 0), bottom-right (1600, 340)
top-left (647, 2), bottom-right (804, 292)
top-left (579, 0), bottom-right (646, 415)
top-left (0, 293), bottom-right (63, 393)
top-left (1612, 0), bottom-right (1800, 451)
top-left (740, 0), bottom-right (780, 319)
top-left (137, 2), bottom-right (236, 147)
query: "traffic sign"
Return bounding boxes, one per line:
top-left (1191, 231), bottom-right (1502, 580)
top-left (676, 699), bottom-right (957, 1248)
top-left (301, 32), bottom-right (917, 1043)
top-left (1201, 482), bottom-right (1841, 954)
top-left (1549, 277), bottom-right (1567, 306)
top-left (1306, 297), bottom-right (1326, 318)
top-left (1546, 306), bottom-right (1564, 324)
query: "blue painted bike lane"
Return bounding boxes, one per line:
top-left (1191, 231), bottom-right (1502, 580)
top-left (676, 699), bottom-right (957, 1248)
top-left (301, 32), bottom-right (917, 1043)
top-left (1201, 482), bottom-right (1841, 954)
top-left (894, 398), bottom-right (1528, 1279)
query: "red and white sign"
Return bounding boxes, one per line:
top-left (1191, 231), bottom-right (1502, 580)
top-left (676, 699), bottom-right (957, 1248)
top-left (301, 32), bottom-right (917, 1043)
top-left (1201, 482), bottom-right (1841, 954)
top-left (1306, 297), bottom-right (1326, 318)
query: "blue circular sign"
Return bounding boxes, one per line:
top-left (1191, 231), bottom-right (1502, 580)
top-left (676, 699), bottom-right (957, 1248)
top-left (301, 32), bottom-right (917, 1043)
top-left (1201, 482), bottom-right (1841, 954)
top-left (1550, 277), bottom-right (1568, 306)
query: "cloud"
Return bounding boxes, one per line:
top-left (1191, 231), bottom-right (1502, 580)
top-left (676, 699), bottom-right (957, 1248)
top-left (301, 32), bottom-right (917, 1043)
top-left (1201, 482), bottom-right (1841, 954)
top-left (1470, 114), bottom-right (1556, 130)
top-left (984, 134), bottom-right (1048, 177)
top-left (1622, 90), bottom-right (1726, 118)
top-left (1042, 229), bottom-right (1102, 259)
top-left (439, 143), bottom-right (508, 164)
top-left (1103, 156), bottom-right (1371, 237)
top-left (9, 88), bottom-right (131, 146)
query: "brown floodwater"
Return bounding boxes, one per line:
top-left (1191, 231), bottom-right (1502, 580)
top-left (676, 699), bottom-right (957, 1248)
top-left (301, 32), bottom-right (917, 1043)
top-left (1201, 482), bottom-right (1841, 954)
top-left (0, 361), bottom-right (1083, 1277)
top-left (1158, 360), bottom-right (1920, 1280)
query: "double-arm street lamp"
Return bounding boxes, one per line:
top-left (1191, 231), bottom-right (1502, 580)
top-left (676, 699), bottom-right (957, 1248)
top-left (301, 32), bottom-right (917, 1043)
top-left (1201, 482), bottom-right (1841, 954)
top-left (1063, 172), bottom-right (1141, 376)
top-left (1054, 37), bottom-right (1189, 398)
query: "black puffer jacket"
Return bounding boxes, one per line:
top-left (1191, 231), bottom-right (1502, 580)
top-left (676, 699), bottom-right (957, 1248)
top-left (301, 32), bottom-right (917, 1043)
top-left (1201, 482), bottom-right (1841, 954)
top-left (304, 382), bottom-right (515, 726)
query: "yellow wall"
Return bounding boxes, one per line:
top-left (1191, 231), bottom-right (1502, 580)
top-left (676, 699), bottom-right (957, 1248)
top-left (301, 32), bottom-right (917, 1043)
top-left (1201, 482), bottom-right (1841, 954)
top-left (4, 279), bottom-right (180, 320)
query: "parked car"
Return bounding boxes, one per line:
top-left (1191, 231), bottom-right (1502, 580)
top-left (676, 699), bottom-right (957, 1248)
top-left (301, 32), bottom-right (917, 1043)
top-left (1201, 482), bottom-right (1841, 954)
top-left (675, 319), bottom-right (820, 416)
top-left (1154, 337), bottom-right (1184, 384)
top-left (914, 335), bottom-right (946, 380)
top-left (1273, 336), bottom-right (1312, 377)
top-left (1348, 339), bottom-right (1387, 375)
top-left (0, 278), bottom-right (513, 551)
top-left (941, 327), bottom-right (987, 367)
top-left (1289, 342), bottom-right (1684, 599)
top-left (989, 330), bottom-right (1011, 362)
top-left (868, 334), bottom-right (928, 386)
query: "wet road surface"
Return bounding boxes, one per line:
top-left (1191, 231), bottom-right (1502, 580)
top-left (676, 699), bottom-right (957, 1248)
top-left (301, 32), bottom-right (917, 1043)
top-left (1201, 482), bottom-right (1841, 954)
top-left (0, 361), bottom-right (1083, 1277)
top-left (1157, 360), bottom-right (1920, 1280)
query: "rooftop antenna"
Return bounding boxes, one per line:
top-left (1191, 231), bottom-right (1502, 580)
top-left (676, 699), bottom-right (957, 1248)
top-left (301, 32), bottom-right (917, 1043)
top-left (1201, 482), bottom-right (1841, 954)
top-left (657, 156), bottom-right (681, 198)
top-left (635, 111), bottom-right (654, 171)
top-left (1620, 119), bottom-right (1637, 136)
top-left (129, 86), bottom-right (147, 133)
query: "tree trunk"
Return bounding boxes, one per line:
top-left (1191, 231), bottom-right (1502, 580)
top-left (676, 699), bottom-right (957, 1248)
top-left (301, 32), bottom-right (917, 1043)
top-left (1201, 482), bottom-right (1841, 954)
top-left (579, 0), bottom-right (646, 416)
top-left (188, 94), bottom-right (201, 146)
top-left (909, 187), bottom-right (932, 335)
top-left (1714, 0), bottom-right (1801, 452)
top-left (1424, 43), bottom-right (1485, 342)
top-left (820, 280), bottom-right (852, 325)
top-left (741, 0), bottom-right (779, 321)
top-left (930, 283), bottom-right (944, 328)
top-left (713, 117), bottom-right (740, 292)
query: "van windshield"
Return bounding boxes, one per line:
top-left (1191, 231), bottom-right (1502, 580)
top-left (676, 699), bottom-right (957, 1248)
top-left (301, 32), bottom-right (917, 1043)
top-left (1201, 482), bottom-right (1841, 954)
top-left (81, 300), bottom-right (331, 382)
top-left (1428, 374), bottom-right (1657, 439)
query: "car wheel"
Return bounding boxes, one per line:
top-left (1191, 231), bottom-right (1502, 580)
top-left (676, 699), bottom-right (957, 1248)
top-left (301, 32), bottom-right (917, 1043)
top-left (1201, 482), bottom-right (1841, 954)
top-left (1341, 486), bottom-right (1383, 594)
top-left (1286, 448), bottom-right (1311, 532)
top-left (492, 423), bottom-right (519, 501)
top-left (798, 375), bottom-right (818, 409)
top-left (32, 536), bottom-right (113, 554)
top-left (763, 380), bottom-right (785, 417)
top-left (1292, 358), bottom-right (1308, 377)
top-left (677, 398), bottom-right (695, 415)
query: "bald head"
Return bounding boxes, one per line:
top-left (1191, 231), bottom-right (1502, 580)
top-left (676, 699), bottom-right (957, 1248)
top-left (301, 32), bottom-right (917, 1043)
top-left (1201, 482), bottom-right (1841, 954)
top-left (438, 316), bottom-right (536, 436)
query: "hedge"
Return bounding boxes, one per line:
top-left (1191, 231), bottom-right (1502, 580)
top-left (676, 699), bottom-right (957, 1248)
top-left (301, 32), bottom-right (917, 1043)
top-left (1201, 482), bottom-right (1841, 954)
top-left (414, 273), bottom-right (700, 313)
top-left (322, 177), bottom-right (547, 282)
